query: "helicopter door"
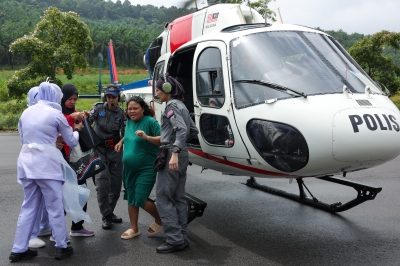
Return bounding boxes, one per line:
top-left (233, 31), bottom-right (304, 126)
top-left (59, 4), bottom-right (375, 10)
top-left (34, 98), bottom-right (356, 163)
top-left (193, 41), bottom-right (250, 160)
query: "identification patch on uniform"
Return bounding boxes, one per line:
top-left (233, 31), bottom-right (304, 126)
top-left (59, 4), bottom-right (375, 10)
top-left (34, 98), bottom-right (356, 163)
top-left (99, 111), bottom-right (106, 117)
top-left (114, 117), bottom-right (121, 123)
top-left (166, 109), bottom-right (174, 119)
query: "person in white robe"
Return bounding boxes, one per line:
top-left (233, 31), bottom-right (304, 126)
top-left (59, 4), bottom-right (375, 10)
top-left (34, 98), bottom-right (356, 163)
top-left (9, 82), bottom-right (88, 262)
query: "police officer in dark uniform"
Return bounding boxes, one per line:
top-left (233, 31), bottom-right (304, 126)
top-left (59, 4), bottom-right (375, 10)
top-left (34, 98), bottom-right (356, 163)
top-left (88, 85), bottom-right (125, 230)
top-left (153, 74), bottom-right (198, 254)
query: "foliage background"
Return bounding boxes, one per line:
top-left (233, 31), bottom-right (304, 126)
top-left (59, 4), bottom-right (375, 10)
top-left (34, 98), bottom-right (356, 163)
top-left (0, 70), bottom-right (147, 130)
top-left (0, 0), bottom-right (193, 70)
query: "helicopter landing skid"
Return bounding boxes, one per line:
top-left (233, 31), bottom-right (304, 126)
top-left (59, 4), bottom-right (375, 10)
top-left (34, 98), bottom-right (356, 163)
top-left (243, 176), bottom-right (382, 212)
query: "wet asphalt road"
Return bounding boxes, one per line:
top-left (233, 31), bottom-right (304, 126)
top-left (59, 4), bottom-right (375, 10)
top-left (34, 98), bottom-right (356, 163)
top-left (1, 133), bottom-right (400, 266)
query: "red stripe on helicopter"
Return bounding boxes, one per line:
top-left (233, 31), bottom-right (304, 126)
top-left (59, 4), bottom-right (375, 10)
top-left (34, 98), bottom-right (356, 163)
top-left (108, 41), bottom-right (118, 83)
top-left (188, 148), bottom-right (289, 177)
top-left (169, 13), bottom-right (194, 53)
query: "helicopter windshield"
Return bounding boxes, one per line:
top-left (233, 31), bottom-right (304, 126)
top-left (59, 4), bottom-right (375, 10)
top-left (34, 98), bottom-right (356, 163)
top-left (230, 31), bottom-right (383, 108)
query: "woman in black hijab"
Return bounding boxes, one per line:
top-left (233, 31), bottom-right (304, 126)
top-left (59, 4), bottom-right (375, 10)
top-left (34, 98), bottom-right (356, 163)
top-left (60, 84), bottom-right (85, 160)
top-left (60, 84), bottom-right (94, 238)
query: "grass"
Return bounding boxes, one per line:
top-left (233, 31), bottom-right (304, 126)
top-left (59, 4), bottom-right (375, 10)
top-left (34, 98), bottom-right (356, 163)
top-left (0, 69), bottom-right (149, 130)
top-left (0, 68), bottom-right (149, 96)
top-left (57, 69), bottom-right (149, 95)
top-left (75, 98), bottom-right (101, 112)
top-left (0, 99), bottom-right (26, 130)
top-left (0, 98), bottom-right (98, 130)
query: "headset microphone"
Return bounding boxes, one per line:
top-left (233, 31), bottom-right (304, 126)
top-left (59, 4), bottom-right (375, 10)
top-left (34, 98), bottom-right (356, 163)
top-left (162, 73), bottom-right (172, 94)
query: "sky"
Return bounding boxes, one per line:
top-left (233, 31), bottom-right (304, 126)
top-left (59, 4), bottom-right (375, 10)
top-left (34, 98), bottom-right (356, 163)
top-left (116, 0), bottom-right (400, 35)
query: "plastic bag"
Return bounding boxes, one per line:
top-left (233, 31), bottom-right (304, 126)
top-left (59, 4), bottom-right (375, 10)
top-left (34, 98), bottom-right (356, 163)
top-left (78, 118), bottom-right (101, 152)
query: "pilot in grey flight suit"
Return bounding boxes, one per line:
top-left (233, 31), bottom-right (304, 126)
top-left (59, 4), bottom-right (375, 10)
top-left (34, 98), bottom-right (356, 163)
top-left (154, 74), bottom-right (199, 254)
top-left (88, 85), bottom-right (125, 230)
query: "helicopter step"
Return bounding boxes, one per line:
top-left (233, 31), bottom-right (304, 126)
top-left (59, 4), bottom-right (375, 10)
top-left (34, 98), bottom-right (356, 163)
top-left (243, 176), bottom-right (382, 212)
top-left (185, 192), bottom-right (207, 224)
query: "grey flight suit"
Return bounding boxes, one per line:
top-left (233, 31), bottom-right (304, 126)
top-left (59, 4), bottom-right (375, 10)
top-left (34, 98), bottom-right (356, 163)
top-left (89, 102), bottom-right (125, 217)
top-left (156, 99), bottom-right (198, 245)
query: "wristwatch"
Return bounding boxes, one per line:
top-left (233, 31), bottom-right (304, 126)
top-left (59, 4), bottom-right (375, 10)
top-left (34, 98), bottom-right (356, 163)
top-left (172, 147), bottom-right (180, 153)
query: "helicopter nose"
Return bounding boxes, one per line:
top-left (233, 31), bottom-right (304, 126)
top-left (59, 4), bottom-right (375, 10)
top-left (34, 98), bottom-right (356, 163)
top-left (332, 108), bottom-right (400, 163)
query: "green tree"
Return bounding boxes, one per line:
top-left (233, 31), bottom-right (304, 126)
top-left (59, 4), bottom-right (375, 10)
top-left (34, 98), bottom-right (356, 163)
top-left (320, 28), bottom-right (367, 50)
top-left (248, 0), bottom-right (276, 21)
top-left (0, 0), bottom-right (192, 69)
top-left (60, 0), bottom-right (75, 12)
top-left (7, 6), bottom-right (93, 98)
top-left (348, 30), bottom-right (400, 94)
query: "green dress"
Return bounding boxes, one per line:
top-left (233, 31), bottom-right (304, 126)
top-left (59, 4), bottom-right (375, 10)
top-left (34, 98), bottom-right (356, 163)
top-left (122, 116), bottom-right (160, 207)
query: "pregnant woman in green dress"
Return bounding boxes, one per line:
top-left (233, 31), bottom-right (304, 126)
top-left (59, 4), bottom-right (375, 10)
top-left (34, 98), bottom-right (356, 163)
top-left (114, 96), bottom-right (162, 239)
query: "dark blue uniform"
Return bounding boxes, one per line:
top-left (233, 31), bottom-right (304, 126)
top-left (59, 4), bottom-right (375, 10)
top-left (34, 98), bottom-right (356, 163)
top-left (89, 102), bottom-right (124, 218)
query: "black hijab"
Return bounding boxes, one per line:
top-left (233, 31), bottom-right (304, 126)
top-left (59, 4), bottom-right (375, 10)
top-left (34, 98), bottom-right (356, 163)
top-left (61, 84), bottom-right (78, 115)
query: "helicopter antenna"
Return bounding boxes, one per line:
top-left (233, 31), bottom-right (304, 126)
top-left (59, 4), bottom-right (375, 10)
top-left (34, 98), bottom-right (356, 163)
top-left (248, 0), bottom-right (254, 23)
top-left (274, 7), bottom-right (283, 23)
top-left (207, 0), bottom-right (216, 6)
top-left (178, 0), bottom-right (198, 10)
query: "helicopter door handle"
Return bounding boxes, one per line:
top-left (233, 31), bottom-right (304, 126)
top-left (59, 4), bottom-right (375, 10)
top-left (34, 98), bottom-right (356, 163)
top-left (193, 104), bottom-right (202, 114)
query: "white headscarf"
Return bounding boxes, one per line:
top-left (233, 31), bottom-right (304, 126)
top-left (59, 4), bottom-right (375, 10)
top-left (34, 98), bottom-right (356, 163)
top-left (37, 82), bottom-right (63, 111)
top-left (38, 82), bottom-right (63, 103)
top-left (27, 86), bottom-right (39, 107)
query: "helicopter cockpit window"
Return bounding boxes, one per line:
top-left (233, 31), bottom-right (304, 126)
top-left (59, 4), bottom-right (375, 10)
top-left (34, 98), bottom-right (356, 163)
top-left (304, 33), bottom-right (383, 94)
top-left (196, 48), bottom-right (225, 107)
top-left (153, 61), bottom-right (164, 101)
top-left (230, 31), bottom-right (383, 108)
top-left (200, 114), bottom-right (234, 147)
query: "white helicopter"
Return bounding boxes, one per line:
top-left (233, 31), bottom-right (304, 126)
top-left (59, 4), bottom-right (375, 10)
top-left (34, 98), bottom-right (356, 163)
top-left (116, 3), bottom-right (400, 218)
